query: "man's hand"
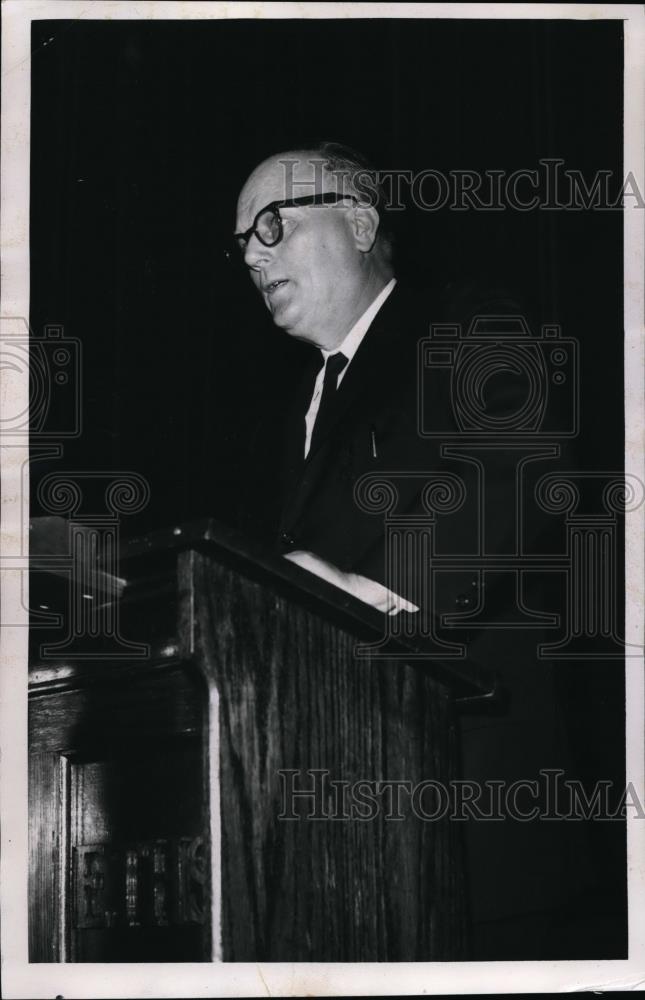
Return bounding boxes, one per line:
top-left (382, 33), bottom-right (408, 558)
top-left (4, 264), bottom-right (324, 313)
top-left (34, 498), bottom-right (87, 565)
top-left (284, 550), bottom-right (419, 616)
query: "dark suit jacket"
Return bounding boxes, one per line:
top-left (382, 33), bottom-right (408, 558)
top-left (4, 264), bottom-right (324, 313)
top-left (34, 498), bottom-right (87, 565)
top-left (272, 282), bottom-right (535, 622)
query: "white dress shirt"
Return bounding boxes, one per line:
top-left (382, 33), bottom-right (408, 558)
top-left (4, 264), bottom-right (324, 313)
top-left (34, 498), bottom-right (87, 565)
top-left (287, 277), bottom-right (418, 615)
top-left (303, 278), bottom-right (397, 458)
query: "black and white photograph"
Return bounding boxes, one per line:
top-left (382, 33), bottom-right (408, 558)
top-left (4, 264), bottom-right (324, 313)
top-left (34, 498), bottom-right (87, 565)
top-left (1, 2), bottom-right (644, 996)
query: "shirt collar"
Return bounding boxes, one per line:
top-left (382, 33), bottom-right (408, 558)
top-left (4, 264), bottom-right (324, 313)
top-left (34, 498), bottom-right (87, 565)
top-left (320, 278), bottom-right (397, 366)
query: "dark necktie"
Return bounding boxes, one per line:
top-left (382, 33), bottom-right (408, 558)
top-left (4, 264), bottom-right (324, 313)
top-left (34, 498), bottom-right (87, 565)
top-left (309, 351), bottom-right (348, 453)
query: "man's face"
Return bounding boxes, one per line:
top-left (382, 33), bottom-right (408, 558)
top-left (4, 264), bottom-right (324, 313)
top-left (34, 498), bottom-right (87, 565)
top-left (235, 154), bottom-right (371, 350)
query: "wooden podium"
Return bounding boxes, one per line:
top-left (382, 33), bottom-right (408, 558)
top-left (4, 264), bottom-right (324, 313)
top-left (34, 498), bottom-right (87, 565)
top-left (28, 519), bottom-right (494, 963)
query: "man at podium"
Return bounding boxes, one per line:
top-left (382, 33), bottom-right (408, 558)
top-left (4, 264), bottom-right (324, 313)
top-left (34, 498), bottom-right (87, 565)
top-left (232, 142), bottom-right (623, 959)
top-left (233, 141), bottom-right (529, 626)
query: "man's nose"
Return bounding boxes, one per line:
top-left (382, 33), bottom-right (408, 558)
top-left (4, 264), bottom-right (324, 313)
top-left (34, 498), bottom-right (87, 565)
top-left (244, 233), bottom-right (274, 270)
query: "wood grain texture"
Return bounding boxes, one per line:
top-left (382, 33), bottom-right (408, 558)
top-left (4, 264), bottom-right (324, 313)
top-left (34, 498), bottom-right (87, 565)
top-left (29, 752), bottom-right (67, 961)
top-left (187, 550), bottom-right (465, 961)
top-left (29, 662), bottom-right (204, 753)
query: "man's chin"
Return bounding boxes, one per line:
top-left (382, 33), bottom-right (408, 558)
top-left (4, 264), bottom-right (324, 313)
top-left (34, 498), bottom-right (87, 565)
top-left (265, 302), bottom-right (321, 346)
top-left (269, 302), bottom-right (299, 333)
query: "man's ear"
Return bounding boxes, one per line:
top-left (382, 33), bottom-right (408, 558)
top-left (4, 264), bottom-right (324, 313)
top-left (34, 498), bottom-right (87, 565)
top-left (349, 205), bottom-right (381, 252)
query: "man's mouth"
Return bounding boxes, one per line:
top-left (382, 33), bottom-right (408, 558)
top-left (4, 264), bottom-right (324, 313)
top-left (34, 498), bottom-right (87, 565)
top-left (264, 279), bottom-right (289, 295)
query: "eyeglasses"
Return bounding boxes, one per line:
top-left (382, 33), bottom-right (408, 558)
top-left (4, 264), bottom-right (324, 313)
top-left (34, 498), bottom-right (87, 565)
top-left (233, 192), bottom-right (357, 253)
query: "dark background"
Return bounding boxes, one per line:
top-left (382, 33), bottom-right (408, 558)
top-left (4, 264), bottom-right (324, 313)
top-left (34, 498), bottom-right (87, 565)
top-left (29, 16), bottom-right (626, 960)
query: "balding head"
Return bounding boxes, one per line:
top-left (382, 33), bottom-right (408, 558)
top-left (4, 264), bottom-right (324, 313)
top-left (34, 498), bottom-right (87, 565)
top-left (235, 148), bottom-right (394, 350)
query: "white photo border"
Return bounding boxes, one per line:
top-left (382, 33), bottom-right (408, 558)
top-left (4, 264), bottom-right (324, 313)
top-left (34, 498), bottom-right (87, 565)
top-left (2, 2), bottom-right (643, 996)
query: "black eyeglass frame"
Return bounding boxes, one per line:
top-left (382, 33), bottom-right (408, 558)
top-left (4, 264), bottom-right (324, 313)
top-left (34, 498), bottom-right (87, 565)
top-left (234, 192), bottom-right (358, 251)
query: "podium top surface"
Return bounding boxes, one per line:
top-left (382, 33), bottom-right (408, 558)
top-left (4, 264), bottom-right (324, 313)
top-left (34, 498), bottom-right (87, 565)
top-left (118, 518), bottom-right (498, 703)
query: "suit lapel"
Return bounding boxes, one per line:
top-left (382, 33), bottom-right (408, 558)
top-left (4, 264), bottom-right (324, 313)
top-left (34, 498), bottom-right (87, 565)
top-left (279, 285), bottom-right (425, 530)
top-left (304, 284), bottom-right (415, 462)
